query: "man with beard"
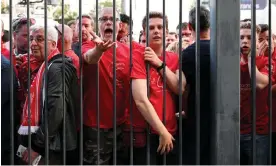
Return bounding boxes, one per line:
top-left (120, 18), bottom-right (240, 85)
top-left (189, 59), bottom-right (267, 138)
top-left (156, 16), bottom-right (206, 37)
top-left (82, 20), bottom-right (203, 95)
top-left (81, 7), bottom-right (130, 165)
top-left (239, 22), bottom-right (271, 165)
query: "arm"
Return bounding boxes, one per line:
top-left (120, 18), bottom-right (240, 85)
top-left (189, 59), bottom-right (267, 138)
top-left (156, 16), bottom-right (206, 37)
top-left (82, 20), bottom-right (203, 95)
top-left (248, 57), bottom-right (269, 89)
top-left (84, 46), bottom-right (104, 64)
top-left (132, 79), bottom-right (169, 136)
top-left (159, 68), bottom-right (186, 94)
top-left (84, 40), bottom-right (115, 64)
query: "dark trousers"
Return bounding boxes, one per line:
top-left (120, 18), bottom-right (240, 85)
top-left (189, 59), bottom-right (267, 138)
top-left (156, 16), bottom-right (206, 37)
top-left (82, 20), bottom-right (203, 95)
top-left (128, 134), bottom-right (178, 165)
top-left (272, 132), bottom-right (276, 165)
top-left (240, 134), bottom-right (269, 165)
top-left (83, 125), bottom-right (126, 165)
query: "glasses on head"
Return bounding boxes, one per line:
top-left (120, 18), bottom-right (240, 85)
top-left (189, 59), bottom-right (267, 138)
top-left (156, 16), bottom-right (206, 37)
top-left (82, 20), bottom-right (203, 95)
top-left (54, 25), bottom-right (62, 36)
top-left (99, 17), bottom-right (120, 23)
top-left (12, 17), bottom-right (36, 32)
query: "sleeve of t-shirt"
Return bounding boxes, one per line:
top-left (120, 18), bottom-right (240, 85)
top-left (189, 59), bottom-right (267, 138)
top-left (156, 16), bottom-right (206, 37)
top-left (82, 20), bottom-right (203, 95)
top-left (181, 48), bottom-right (194, 84)
top-left (131, 48), bottom-right (147, 79)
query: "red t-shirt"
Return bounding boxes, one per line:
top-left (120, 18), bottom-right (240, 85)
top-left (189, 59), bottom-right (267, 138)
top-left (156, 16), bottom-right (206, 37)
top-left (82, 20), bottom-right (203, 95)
top-left (82, 41), bottom-right (130, 128)
top-left (126, 47), bottom-right (179, 135)
top-left (272, 49), bottom-right (276, 132)
top-left (64, 49), bottom-right (80, 77)
top-left (240, 55), bottom-right (273, 135)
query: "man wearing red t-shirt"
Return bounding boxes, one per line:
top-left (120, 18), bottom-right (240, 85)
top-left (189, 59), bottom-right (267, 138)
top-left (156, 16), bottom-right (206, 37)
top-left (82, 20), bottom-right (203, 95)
top-left (125, 12), bottom-right (185, 165)
top-left (56, 24), bottom-right (80, 76)
top-left (82, 7), bottom-right (130, 165)
top-left (240, 22), bottom-right (271, 165)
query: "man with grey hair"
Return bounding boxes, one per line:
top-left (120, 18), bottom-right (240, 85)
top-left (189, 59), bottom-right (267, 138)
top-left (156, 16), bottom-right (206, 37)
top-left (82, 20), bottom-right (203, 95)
top-left (82, 7), bottom-right (129, 165)
top-left (18, 25), bottom-right (79, 165)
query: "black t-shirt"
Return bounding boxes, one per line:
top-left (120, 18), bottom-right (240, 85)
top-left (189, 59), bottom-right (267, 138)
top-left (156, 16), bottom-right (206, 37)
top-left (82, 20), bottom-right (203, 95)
top-left (182, 40), bottom-right (211, 121)
top-left (181, 40), bottom-right (211, 164)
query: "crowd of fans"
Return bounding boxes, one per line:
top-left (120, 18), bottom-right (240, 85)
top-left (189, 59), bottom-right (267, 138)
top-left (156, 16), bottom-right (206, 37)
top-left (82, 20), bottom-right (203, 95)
top-left (1, 5), bottom-right (276, 165)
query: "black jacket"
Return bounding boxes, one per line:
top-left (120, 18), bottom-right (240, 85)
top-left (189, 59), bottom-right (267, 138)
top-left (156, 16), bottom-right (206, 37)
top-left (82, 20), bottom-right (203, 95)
top-left (31, 54), bottom-right (80, 154)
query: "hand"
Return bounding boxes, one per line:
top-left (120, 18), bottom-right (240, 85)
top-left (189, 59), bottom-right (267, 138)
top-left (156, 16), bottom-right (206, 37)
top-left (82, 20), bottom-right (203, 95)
top-left (16, 55), bottom-right (24, 67)
top-left (175, 111), bottom-right (186, 118)
top-left (95, 40), bottom-right (116, 52)
top-left (22, 148), bottom-right (39, 164)
top-left (157, 130), bottom-right (175, 154)
top-left (257, 40), bottom-right (268, 56)
top-left (90, 31), bottom-right (104, 44)
top-left (144, 47), bottom-right (162, 67)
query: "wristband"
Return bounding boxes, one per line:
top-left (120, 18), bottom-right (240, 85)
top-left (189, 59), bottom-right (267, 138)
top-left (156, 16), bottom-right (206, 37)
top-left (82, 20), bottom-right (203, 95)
top-left (156, 62), bottom-right (165, 72)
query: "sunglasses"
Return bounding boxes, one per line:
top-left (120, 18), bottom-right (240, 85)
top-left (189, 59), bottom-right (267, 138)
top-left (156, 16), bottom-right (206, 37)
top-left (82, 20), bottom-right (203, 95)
top-left (13, 17), bottom-right (36, 32)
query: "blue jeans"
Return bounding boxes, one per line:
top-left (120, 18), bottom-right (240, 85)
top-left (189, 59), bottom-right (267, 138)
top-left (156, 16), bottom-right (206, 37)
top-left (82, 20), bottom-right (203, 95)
top-left (240, 134), bottom-right (268, 165)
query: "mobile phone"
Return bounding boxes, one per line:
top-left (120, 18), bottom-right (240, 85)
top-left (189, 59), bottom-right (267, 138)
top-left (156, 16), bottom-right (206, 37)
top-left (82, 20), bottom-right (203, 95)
top-left (16, 145), bottom-right (27, 158)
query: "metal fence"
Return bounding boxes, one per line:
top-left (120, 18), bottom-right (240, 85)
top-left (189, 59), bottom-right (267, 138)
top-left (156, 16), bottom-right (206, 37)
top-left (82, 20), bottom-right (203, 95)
top-left (4, 0), bottom-right (274, 165)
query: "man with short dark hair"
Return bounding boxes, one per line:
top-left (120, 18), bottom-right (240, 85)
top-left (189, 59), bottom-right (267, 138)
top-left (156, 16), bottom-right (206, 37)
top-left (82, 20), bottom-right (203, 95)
top-left (124, 11), bottom-right (185, 165)
top-left (176, 22), bottom-right (193, 47)
top-left (181, 6), bottom-right (211, 164)
top-left (117, 13), bottom-right (133, 44)
top-left (73, 14), bottom-right (95, 56)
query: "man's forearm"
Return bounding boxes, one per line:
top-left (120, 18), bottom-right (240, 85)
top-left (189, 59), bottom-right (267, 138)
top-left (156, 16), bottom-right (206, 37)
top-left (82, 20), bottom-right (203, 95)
top-left (159, 67), bottom-right (185, 94)
top-left (84, 47), bottom-right (103, 64)
top-left (248, 60), bottom-right (269, 89)
top-left (135, 99), bottom-right (168, 136)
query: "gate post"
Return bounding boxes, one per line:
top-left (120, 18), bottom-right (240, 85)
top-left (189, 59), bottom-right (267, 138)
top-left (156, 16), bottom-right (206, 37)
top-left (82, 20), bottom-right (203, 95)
top-left (210, 0), bottom-right (240, 164)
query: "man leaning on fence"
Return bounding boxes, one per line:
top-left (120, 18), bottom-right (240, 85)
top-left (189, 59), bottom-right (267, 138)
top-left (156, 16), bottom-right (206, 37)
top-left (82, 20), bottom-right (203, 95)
top-left (81, 7), bottom-right (130, 165)
top-left (17, 25), bottom-right (79, 165)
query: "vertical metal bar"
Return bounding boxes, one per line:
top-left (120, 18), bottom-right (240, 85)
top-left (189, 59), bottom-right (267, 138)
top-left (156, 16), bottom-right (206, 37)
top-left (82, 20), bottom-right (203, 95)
top-left (178, 0), bottom-right (183, 164)
top-left (8, 0), bottom-right (14, 164)
top-left (96, 0), bottom-right (100, 164)
top-left (27, 0), bottom-right (32, 165)
top-left (268, 0), bottom-right (272, 164)
top-left (78, 0), bottom-right (83, 164)
top-left (250, 0), bottom-right (257, 164)
top-left (44, 0), bottom-right (49, 164)
top-left (146, 0), bottom-right (151, 164)
top-left (112, 0), bottom-right (117, 164)
top-left (162, 0), bottom-right (167, 164)
top-left (195, 0), bottom-right (201, 164)
top-left (210, 0), bottom-right (240, 164)
top-left (61, 0), bottom-right (66, 164)
top-left (129, 0), bottom-right (134, 164)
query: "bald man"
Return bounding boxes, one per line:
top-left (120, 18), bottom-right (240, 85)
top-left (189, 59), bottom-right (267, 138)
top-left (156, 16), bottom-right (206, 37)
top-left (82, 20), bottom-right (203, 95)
top-left (56, 24), bottom-right (80, 77)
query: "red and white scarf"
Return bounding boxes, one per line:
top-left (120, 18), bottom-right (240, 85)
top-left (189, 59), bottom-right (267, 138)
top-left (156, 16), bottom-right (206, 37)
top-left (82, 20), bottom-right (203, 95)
top-left (18, 49), bottom-right (60, 135)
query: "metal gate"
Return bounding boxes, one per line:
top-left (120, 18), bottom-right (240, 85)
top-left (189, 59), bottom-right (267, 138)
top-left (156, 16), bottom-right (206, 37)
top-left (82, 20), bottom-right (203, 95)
top-left (2, 0), bottom-right (274, 165)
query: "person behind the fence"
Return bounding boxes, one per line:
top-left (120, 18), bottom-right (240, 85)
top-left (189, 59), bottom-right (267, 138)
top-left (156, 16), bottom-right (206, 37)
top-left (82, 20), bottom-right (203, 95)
top-left (81, 7), bottom-right (130, 165)
top-left (18, 25), bottom-right (79, 165)
top-left (67, 20), bottom-right (79, 44)
top-left (1, 19), bottom-right (19, 165)
top-left (117, 13), bottom-right (132, 43)
top-left (257, 24), bottom-right (276, 59)
top-left (239, 22), bottom-right (272, 165)
top-left (124, 11), bottom-right (186, 165)
top-left (181, 6), bottom-right (211, 165)
top-left (269, 25), bottom-right (276, 165)
top-left (166, 32), bottom-right (177, 48)
top-left (1, 29), bottom-right (10, 58)
top-left (55, 24), bottom-right (80, 77)
top-left (73, 14), bottom-right (95, 57)
top-left (176, 22), bottom-right (193, 46)
top-left (139, 30), bottom-right (146, 46)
